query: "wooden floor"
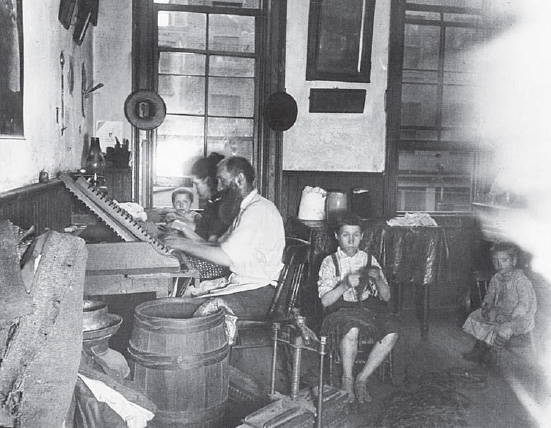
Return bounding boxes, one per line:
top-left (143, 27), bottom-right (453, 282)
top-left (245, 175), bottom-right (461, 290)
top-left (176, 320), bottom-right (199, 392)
top-left (230, 307), bottom-right (549, 428)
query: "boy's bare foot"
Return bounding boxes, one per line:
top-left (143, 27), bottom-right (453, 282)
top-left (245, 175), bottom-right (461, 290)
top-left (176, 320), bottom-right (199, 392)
top-left (354, 377), bottom-right (372, 403)
top-left (341, 376), bottom-right (355, 403)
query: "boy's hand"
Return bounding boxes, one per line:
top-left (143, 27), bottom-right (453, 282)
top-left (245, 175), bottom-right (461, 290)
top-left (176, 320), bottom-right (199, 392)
top-left (482, 308), bottom-right (497, 322)
top-left (366, 267), bottom-right (381, 279)
top-left (480, 302), bottom-right (489, 318)
top-left (495, 312), bottom-right (511, 323)
top-left (346, 274), bottom-right (361, 289)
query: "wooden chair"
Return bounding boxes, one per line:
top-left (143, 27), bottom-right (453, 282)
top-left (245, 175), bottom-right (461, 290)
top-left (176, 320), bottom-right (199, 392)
top-left (322, 291), bottom-right (395, 387)
top-left (232, 237), bottom-right (311, 350)
top-left (327, 336), bottom-right (394, 387)
top-left (471, 270), bottom-right (491, 310)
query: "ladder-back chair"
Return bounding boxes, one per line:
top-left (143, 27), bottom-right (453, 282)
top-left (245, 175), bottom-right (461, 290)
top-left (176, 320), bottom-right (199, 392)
top-left (232, 237), bottom-right (311, 349)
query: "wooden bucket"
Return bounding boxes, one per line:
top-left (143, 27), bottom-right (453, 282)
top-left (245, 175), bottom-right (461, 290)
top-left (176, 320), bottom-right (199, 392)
top-left (128, 298), bottom-right (229, 428)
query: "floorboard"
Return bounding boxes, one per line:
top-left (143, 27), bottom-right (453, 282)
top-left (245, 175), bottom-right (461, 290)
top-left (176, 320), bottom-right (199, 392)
top-left (229, 308), bottom-right (547, 428)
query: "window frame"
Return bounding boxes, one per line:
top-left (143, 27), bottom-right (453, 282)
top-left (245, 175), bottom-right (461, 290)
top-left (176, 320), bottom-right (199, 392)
top-left (151, 3), bottom-right (262, 205)
top-left (385, 0), bottom-right (487, 215)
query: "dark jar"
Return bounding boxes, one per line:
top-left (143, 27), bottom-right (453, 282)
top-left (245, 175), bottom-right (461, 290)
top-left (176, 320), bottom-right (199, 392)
top-left (86, 137), bottom-right (105, 176)
top-left (326, 190), bottom-right (348, 225)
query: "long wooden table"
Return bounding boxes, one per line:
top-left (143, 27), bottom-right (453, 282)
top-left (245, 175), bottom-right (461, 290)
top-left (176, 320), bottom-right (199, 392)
top-left (286, 217), bottom-right (448, 339)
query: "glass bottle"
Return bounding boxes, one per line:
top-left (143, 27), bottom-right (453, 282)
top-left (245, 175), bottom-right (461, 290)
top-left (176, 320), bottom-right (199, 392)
top-left (86, 137), bottom-right (105, 187)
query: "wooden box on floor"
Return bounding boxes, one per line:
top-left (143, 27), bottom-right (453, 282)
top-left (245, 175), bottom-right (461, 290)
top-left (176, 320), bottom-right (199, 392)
top-left (237, 385), bottom-right (348, 428)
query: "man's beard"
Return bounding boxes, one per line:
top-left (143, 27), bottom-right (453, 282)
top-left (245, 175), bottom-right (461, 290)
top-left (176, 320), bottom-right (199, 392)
top-left (217, 184), bottom-right (243, 228)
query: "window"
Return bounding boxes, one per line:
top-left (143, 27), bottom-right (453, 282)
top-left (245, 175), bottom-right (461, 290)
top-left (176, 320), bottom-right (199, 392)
top-left (152, 2), bottom-right (260, 207)
top-left (395, 1), bottom-right (485, 212)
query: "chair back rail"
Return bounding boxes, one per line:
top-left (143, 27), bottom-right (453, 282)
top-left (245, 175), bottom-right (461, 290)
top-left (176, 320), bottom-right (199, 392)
top-left (268, 237), bottom-right (310, 320)
top-left (232, 238), bottom-right (311, 351)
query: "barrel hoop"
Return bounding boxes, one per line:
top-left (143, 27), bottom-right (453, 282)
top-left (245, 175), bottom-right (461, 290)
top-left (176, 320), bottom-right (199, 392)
top-left (128, 342), bottom-right (229, 370)
top-left (154, 399), bottom-right (227, 424)
top-left (133, 310), bottom-right (225, 333)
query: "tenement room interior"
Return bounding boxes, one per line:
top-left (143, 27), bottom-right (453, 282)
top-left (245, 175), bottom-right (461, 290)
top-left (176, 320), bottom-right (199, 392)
top-left (0, 0), bottom-right (550, 427)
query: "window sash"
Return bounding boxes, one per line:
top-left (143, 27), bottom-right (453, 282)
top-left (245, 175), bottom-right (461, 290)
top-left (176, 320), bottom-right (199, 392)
top-left (153, 4), bottom-right (259, 206)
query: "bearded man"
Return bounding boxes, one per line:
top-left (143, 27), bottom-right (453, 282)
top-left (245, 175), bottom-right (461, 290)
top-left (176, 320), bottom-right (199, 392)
top-left (163, 156), bottom-right (285, 318)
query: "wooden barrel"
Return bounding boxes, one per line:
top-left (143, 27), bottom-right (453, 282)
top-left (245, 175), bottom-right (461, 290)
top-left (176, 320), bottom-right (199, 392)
top-left (128, 298), bottom-right (229, 428)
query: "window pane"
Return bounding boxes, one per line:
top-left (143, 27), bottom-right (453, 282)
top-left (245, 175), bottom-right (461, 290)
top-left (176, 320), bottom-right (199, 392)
top-left (404, 24), bottom-right (440, 70)
top-left (398, 150), bottom-right (474, 212)
top-left (444, 26), bottom-right (483, 72)
top-left (159, 52), bottom-right (205, 75)
top-left (208, 117), bottom-right (253, 137)
top-left (405, 10), bottom-right (440, 21)
top-left (158, 11), bottom-right (206, 49)
top-left (443, 70), bottom-right (477, 85)
top-left (209, 56), bottom-right (255, 77)
top-left (159, 75), bottom-right (205, 114)
top-left (209, 14), bottom-right (255, 53)
top-left (406, 0), bottom-right (483, 7)
top-left (156, 115), bottom-right (205, 179)
top-left (155, 0), bottom-right (260, 8)
top-left (401, 83), bottom-right (438, 127)
top-left (400, 129), bottom-right (438, 141)
top-left (403, 70), bottom-right (438, 84)
top-left (207, 117), bottom-right (254, 162)
top-left (444, 13), bottom-right (483, 25)
top-left (441, 85), bottom-right (478, 127)
top-left (441, 127), bottom-right (478, 142)
top-left (208, 77), bottom-right (254, 117)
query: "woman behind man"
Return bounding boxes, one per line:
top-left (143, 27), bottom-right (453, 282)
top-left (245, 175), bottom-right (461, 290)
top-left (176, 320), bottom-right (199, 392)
top-left (172, 152), bottom-right (229, 242)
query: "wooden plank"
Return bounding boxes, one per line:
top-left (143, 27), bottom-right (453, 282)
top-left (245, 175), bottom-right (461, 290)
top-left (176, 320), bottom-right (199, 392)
top-left (0, 179), bottom-right (72, 233)
top-left (84, 274), bottom-right (171, 297)
top-left (85, 242), bottom-right (180, 272)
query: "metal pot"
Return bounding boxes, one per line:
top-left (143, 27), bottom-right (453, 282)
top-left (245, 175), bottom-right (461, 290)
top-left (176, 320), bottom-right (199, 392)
top-left (326, 191), bottom-right (348, 224)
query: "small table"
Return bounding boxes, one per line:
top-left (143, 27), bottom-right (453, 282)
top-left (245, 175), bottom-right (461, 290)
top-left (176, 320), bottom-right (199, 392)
top-left (286, 217), bottom-right (448, 339)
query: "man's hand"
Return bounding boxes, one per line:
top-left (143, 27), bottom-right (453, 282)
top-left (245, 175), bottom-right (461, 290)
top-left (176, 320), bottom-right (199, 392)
top-left (161, 234), bottom-right (189, 251)
top-left (165, 212), bottom-right (185, 222)
top-left (169, 219), bottom-right (191, 233)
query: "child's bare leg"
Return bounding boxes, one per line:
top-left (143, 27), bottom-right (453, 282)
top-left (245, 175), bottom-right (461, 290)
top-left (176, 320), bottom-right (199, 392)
top-left (340, 327), bottom-right (359, 403)
top-left (355, 332), bottom-right (398, 403)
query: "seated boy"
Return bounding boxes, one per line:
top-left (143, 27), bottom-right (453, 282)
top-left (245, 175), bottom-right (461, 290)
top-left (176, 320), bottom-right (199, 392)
top-left (318, 212), bottom-right (398, 404)
top-left (163, 188), bottom-right (201, 229)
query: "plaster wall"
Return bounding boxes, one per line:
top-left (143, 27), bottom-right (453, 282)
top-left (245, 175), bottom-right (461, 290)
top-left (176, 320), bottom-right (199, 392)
top-left (283, 1), bottom-right (390, 172)
top-left (93, 0), bottom-right (133, 149)
top-left (0, 2), bottom-right (94, 193)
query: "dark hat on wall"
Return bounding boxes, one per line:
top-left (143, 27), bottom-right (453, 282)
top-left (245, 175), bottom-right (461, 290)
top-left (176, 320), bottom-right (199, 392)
top-left (124, 90), bottom-right (167, 130)
top-left (264, 91), bottom-right (298, 132)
